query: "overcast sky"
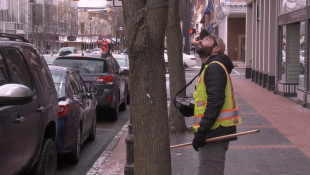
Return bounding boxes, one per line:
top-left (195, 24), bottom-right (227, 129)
top-left (78, 0), bottom-right (109, 7)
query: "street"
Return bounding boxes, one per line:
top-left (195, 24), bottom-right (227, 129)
top-left (56, 109), bottom-right (130, 175)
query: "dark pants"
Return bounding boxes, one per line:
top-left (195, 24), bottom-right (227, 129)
top-left (198, 141), bottom-right (229, 175)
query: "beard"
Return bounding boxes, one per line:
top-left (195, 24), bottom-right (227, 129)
top-left (196, 44), bottom-right (214, 58)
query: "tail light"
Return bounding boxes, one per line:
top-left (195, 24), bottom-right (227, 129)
top-left (96, 75), bottom-right (114, 85)
top-left (58, 104), bottom-right (71, 117)
top-left (190, 58), bottom-right (196, 60)
top-left (107, 94), bottom-right (111, 102)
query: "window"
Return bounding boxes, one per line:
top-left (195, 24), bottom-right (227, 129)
top-left (279, 0), bottom-right (306, 15)
top-left (279, 25), bottom-right (286, 81)
top-left (69, 72), bottom-right (81, 93)
top-left (22, 47), bottom-right (54, 91)
top-left (299, 21), bottom-right (305, 90)
top-left (5, 48), bottom-right (33, 89)
top-left (53, 58), bottom-right (105, 73)
top-left (73, 72), bottom-right (88, 93)
top-left (0, 53), bottom-right (8, 86)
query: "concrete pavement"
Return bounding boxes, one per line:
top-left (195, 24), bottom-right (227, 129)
top-left (87, 75), bottom-right (310, 175)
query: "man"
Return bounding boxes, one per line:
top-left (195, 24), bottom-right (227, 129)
top-left (192, 29), bottom-right (242, 175)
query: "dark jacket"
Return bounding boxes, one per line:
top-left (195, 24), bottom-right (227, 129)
top-left (198, 54), bottom-right (237, 141)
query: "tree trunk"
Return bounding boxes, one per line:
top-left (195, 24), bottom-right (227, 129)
top-left (166, 0), bottom-right (188, 133)
top-left (122, 0), bottom-right (171, 174)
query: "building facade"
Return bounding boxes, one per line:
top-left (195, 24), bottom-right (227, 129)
top-left (192, 0), bottom-right (247, 61)
top-left (0, 0), bottom-right (78, 54)
top-left (245, 0), bottom-right (310, 108)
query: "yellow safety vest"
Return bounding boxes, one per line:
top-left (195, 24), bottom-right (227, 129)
top-left (192, 61), bottom-right (241, 134)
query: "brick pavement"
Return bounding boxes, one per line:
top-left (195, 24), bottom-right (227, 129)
top-left (88, 78), bottom-right (310, 175)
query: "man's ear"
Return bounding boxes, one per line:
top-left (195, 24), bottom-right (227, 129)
top-left (213, 46), bottom-right (221, 53)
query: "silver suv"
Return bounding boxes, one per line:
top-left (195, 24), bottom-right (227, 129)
top-left (0, 33), bottom-right (58, 174)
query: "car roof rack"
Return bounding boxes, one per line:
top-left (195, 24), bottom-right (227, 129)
top-left (0, 33), bottom-right (29, 43)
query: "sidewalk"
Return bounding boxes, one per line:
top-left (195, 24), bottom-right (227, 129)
top-left (88, 78), bottom-right (310, 175)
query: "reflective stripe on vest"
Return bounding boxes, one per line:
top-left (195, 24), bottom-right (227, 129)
top-left (192, 61), bottom-right (242, 134)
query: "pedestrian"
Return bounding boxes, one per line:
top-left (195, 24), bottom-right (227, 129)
top-left (192, 29), bottom-right (242, 175)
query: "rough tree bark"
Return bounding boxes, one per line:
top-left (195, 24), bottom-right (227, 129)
top-left (122, 0), bottom-right (171, 174)
top-left (166, 0), bottom-right (188, 133)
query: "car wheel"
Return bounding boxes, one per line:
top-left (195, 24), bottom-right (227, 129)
top-left (127, 93), bottom-right (130, 105)
top-left (33, 139), bottom-right (57, 175)
top-left (69, 126), bottom-right (81, 164)
top-left (111, 95), bottom-right (119, 121)
top-left (120, 91), bottom-right (127, 111)
top-left (88, 114), bottom-right (97, 142)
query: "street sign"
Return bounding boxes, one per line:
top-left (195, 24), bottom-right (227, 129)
top-left (67, 36), bottom-right (76, 41)
top-left (113, 0), bottom-right (122, 7)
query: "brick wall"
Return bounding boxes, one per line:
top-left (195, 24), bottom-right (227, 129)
top-left (227, 18), bottom-right (245, 61)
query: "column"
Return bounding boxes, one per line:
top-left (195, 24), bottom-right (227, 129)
top-left (245, 2), bottom-right (253, 79)
top-left (262, 0), bottom-right (269, 88)
top-left (267, 0), bottom-right (277, 91)
top-left (258, 0), bottom-right (264, 85)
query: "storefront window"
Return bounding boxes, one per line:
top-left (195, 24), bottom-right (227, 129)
top-left (286, 23), bottom-right (300, 83)
top-left (279, 0), bottom-right (306, 15)
top-left (280, 25), bottom-right (286, 81)
top-left (299, 21), bottom-right (305, 90)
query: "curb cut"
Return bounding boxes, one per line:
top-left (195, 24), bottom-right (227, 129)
top-left (87, 123), bottom-right (129, 175)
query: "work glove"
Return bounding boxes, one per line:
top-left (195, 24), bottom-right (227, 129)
top-left (192, 131), bottom-right (207, 152)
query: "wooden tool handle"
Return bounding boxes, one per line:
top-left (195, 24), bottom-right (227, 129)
top-left (170, 129), bottom-right (260, 149)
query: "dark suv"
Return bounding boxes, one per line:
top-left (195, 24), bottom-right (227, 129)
top-left (53, 53), bottom-right (128, 121)
top-left (0, 34), bottom-right (58, 174)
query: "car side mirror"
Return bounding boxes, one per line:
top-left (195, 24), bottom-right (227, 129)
top-left (0, 84), bottom-right (33, 106)
top-left (89, 86), bottom-right (98, 95)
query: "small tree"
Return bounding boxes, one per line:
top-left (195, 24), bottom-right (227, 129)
top-left (166, 0), bottom-right (189, 133)
top-left (122, 0), bottom-right (171, 174)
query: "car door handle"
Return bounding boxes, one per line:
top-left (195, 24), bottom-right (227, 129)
top-left (79, 103), bottom-right (83, 106)
top-left (36, 105), bottom-right (45, 112)
top-left (14, 114), bottom-right (25, 123)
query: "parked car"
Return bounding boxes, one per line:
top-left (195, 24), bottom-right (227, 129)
top-left (90, 48), bottom-right (104, 55)
top-left (43, 54), bottom-right (59, 65)
top-left (53, 53), bottom-right (128, 121)
top-left (48, 65), bottom-right (97, 164)
top-left (0, 33), bottom-right (58, 174)
top-left (58, 47), bottom-right (78, 56)
top-left (113, 53), bottom-right (130, 104)
top-left (164, 51), bottom-right (197, 73)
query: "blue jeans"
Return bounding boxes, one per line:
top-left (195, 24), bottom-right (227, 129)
top-left (198, 141), bottom-right (229, 175)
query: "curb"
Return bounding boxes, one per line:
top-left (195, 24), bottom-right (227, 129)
top-left (87, 123), bottom-right (129, 175)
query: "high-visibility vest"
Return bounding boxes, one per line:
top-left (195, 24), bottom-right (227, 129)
top-left (192, 61), bottom-right (241, 134)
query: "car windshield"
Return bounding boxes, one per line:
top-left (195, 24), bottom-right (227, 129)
top-left (115, 58), bottom-right (127, 67)
top-left (43, 55), bottom-right (58, 65)
top-left (91, 48), bottom-right (102, 52)
top-left (54, 58), bottom-right (106, 73)
top-left (49, 68), bottom-right (66, 98)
